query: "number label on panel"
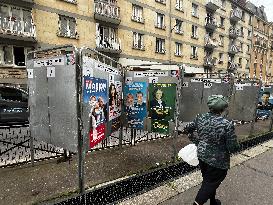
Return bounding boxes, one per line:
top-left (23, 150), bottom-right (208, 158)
top-left (236, 85), bottom-right (244, 90)
top-left (204, 82), bottom-right (212, 88)
top-left (182, 82), bottom-right (189, 87)
top-left (27, 69), bottom-right (33, 79)
top-left (47, 67), bottom-right (55, 78)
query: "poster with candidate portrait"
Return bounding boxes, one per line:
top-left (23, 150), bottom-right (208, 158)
top-left (124, 82), bottom-right (148, 129)
top-left (83, 76), bottom-right (108, 148)
top-left (149, 83), bottom-right (176, 133)
top-left (109, 81), bottom-right (122, 121)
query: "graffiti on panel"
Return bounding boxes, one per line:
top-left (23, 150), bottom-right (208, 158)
top-left (83, 76), bottom-right (108, 148)
top-left (149, 83), bottom-right (176, 133)
top-left (124, 82), bottom-right (148, 129)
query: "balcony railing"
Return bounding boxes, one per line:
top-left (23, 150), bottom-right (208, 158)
top-left (132, 43), bottom-right (145, 50)
top-left (94, 1), bottom-right (120, 24)
top-left (229, 44), bottom-right (240, 54)
top-left (206, 0), bottom-right (221, 11)
top-left (155, 23), bottom-right (166, 30)
top-left (131, 15), bottom-right (144, 23)
top-left (229, 27), bottom-right (241, 38)
top-left (205, 17), bottom-right (217, 30)
top-left (204, 35), bottom-right (218, 49)
top-left (0, 17), bottom-right (36, 39)
top-left (228, 61), bottom-right (238, 72)
top-left (96, 36), bottom-right (121, 53)
top-left (230, 8), bottom-right (242, 22)
top-left (204, 56), bottom-right (217, 67)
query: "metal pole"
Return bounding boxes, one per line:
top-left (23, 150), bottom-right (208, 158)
top-left (172, 65), bottom-right (183, 162)
top-left (77, 48), bottom-right (85, 196)
top-left (30, 130), bottom-right (34, 166)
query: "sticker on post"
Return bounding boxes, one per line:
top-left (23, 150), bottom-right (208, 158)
top-left (27, 69), bottom-right (34, 79)
top-left (47, 67), bottom-right (55, 78)
top-left (204, 82), bottom-right (212, 88)
top-left (125, 77), bottom-right (133, 84)
top-left (109, 74), bottom-right (115, 84)
top-left (149, 77), bottom-right (158, 83)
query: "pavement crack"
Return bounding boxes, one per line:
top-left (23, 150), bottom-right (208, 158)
top-left (244, 164), bottom-right (273, 178)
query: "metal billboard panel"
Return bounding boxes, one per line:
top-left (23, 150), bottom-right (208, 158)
top-left (201, 82), bottom-right (230, 113)
top-left (27, 46), bottom-right (79, 153)
top-left (47, 60), bottom-right (78, 152)
top-left (27, 61), bottom-right (50, 144)
top-left (228, 84), bottom-right (260, 121)
top-left (179, 81), bottom-right (203, 122)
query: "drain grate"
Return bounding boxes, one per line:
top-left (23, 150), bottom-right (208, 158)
top-left (56, 132), bottom-right (273, 205)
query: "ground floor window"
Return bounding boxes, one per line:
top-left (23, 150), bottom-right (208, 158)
top-left (0, 45), bottom-right (32, 66)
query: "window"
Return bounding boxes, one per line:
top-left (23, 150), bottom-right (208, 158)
top-left (192, 3), bottom-right (198, 17)
top-left (175, 19), bottom-right (183, 34)
top-left (249, 16), bottom-right (252, 25)
top-left (257, 19), bottom-right (260, 29)
top-left (240, 42), bottom-right (243, 52)
top-left (156, 38), bottom-right (165, 53)
top-left (240, 27), bottom-right (244, 36)
top-left (191, 25), bottom-right (198, 38)
top-left (0, 5), bottom-right (35, 36)
top-left (247, 45), bottom-right (250, 52)
top-left (0, 45), bottom-right (31, 66)
top-left (175, 0), bottom-right (183, 11)
top-left (220, 17), bottom-right (225, 28)
top-left (219, 35), bottom-right (224, 46)
top-left (133, 32), bottom-right (144, 50)
top-left (58, 15), bottom-right (77, 38)
top-left (175, 42), bottom-right (182, 56)
top-left (155, 13), bottom-right (165, 29)
top-left (238, 58), bottom-right (242, 67)
top-left (241, 11), bottom-right (245, 21)
top-left (191, 46), bottom-right (198, 58)
top-left (219, 53), bottom-right (224, 64)
top-left (132, 5), bottom-right (144, 23)
top-left (96, 24), bottom-right (120, 50)
top-left (155, 0), bottom-right (166, 5)
top-left (248, 30), bottom-right (252, 38)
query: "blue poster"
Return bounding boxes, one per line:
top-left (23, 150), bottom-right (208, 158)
top-left (83, 76), bottom-right (108, 127)
top-left (124, 82), bottom-right (147, 129)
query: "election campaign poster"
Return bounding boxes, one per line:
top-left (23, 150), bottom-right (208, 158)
top-left (83, 76), bottom-right (108, 148)
top-left (124, 82), bottom-right (148, 129)
top-left (149, 83), bottom-right (176, 133)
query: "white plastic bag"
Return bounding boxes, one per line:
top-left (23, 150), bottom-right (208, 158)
top-left (178, 144), bottom-right (199, 166)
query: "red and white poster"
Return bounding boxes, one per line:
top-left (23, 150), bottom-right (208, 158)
top-left (89, 124), bottom-right (106, 148)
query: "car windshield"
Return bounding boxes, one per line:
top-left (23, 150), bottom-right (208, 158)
top-left (0, 87), bottom-right (28, 102)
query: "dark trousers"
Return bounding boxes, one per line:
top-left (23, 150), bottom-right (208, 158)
top-left (195, 160), bottom-right (227, 205)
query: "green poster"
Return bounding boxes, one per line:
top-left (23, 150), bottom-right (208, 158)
top-left (149, 83), bottom-right (176, 133)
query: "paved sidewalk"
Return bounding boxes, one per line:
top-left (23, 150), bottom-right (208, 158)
top-left (119, 139), bottom-right (273, 205)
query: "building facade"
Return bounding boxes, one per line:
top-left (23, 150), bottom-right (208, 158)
top-left (266, 22), bottom-right (273, 83)
top-left (0, 0), bottom-right (36, 84)
top-left (245, 2), bottom-right (270, 81)
top-left (0, 0), bottom-right (255, 84)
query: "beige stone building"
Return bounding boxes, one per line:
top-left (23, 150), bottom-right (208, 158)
top-left (246, 2), bottom-right (270, 82)
top-left (0, 0), bottom-right (255, 84)
top-left (266, 22), bottom-right (273, 82)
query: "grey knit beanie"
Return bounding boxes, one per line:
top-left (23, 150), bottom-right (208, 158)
top-left (207, 95), bottom-right (229, 111)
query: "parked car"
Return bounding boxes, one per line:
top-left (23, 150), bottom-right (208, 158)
top-left (0, 86), bottom-right (29, 124)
